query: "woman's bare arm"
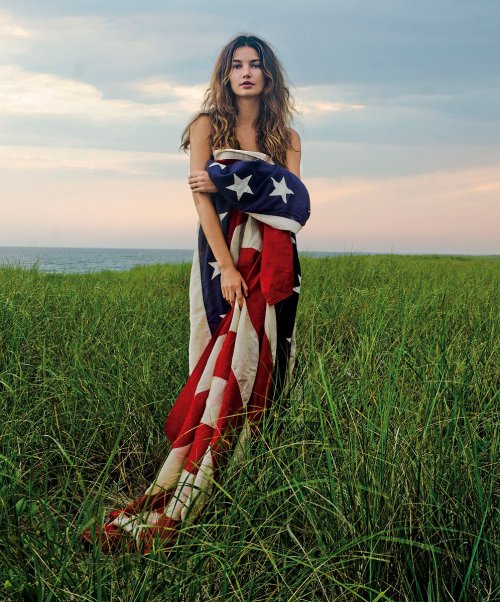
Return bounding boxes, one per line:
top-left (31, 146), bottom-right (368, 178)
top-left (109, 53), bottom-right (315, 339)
top-left (189, 115), bottom-right (248, 305)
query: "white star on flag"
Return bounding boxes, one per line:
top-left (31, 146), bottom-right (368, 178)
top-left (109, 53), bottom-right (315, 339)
top-left (209, 162), bottom-right (226, 169)
top-left (293, 274), bottom-right (301, 294)
top-left (270, 176), bottom-right (294, 203)
top-left (226, 174), bottom-right (253, 201)
top-left (218, 212), bottom-right (228, 222)
top-left (208, 261), bottom-right (221, 279)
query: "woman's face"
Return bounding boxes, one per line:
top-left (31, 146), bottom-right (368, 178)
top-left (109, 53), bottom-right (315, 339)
top-left (229, 45), bottom-right (265, 98)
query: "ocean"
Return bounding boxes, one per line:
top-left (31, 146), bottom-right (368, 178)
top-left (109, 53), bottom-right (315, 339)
top-left (0, 246), bottom-right (195, 274)
top-left (0, 246), bottom-right (340, 275)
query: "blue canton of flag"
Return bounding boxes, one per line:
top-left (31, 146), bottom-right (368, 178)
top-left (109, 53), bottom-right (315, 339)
top-left (206, 157), bottom-right (310, 233)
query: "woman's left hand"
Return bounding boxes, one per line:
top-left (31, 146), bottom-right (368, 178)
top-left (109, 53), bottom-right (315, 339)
top-left (188, 170), bottom-right (218, 194)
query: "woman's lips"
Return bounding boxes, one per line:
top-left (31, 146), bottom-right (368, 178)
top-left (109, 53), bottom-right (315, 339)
top-left (241, 82), bottom-right (254, 86)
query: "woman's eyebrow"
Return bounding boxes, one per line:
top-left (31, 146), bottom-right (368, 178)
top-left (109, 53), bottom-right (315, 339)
top-left (232, 58), bottom-right (260, 62)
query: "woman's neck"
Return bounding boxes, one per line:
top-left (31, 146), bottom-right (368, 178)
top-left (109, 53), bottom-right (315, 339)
top-left (235, 96), bottom-right (260, 128)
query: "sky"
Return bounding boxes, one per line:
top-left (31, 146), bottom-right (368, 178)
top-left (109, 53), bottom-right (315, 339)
top-left (1, 0), bottom-right (499, 254)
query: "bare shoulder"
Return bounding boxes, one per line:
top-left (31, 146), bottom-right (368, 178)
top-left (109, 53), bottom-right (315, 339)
top-left (190, 113), bottom-right (212, 138)
top-left (189, 114), bottom-right (212, 170)
top-left (289, 128), bottom-right (301, 151)
top-left (286, 128), bottom-right (302, 178)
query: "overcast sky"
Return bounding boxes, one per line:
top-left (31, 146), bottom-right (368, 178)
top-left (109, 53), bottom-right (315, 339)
top-left (1, 0), bottom-right (499, 253)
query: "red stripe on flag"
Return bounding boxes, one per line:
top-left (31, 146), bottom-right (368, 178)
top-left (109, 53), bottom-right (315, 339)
top-left (171, 389), bottom-right (209, 448)
top-left (164, 314), bottom-right (232, 444)
top-left (184, 422), bottom-right (215, 473)
top-left (260, 224), bottom-right (294, 304)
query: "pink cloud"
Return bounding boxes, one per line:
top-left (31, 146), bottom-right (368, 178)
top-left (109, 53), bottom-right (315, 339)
top-left (1, 151), bottom-right (498, 253)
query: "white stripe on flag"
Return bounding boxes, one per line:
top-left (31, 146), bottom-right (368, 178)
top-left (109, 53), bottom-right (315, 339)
top-left (200, 376), bottom-right (227, 428)
top-left (231, 300), bottom-right (260, 406)
top-left (229, 222), bottom-right (244, 265)
top-left (240, 215), bottom-right (263, 252)
top-left (264, 303), bottom-right (277, 366)
top-left (165, 468), bottom-right (196, 520)
top-left (181, 446), bottom-right (214, 522)
top-left (143, 443), bottom-right (193, 496)
top-left (189, 238), bottom-right (212, 374)
top-left (194, 334), bottom-right (227, 395)
top-left (245, 212), bottom-right (302, 233)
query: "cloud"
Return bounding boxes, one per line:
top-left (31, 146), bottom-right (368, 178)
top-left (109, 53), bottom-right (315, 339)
top-left (0, 144), bottom-right (187, 176)
top-left (0, 64), bottom-right (205, 121)
top-left (293, 84), bottom-right (365, 118)
top-left (301, 139), bottom-right (500, 179)
top-left (1, 154), bottom-right (498, 253)
top-left (0, 11), bottom-right (30, 38)
top-left (299, 165), bottom-right (500, 254)
top-left (132, 79), bottom-right (208, 105)
top-left (0, 60), bottom-right (367, 131)
top-left (0, 11), bottom-right (31, 60)
top-left (0, 172), bottom-right (198, 249)
top-left (9, 11), bottom-right (221, 83)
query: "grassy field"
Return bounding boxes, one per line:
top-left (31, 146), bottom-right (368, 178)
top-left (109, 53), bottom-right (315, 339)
top-left (0, 254), bottom-right (498, 601)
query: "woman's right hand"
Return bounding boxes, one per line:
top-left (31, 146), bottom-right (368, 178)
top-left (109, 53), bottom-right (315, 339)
top-left (220, 265), bottom-right (249, 308)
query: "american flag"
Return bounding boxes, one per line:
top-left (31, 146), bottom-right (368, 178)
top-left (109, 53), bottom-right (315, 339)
top-left (81, 149), bottom-right (311, 554)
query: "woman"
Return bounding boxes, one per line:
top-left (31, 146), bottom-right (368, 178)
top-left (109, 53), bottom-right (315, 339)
top-left (81, 33), bottom-right (310, 554)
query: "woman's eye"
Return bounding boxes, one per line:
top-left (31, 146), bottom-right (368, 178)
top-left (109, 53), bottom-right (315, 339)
top-left (232, 63), bottom-right (261, 69)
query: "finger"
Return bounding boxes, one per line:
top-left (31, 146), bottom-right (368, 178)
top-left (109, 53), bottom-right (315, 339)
top-left (242, 280), bottom-right (249, 297)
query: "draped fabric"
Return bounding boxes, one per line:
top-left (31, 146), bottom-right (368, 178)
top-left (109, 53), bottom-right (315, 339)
top-left (81, 149), bottom-right (310, 554)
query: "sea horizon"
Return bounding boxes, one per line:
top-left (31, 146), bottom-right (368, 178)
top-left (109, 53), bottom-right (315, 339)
top-left (0, 245), bottom-right (497, 276)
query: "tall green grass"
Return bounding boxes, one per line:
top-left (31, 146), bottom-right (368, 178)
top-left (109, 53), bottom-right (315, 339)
top-left (0, 255), bottom-right (498, 601)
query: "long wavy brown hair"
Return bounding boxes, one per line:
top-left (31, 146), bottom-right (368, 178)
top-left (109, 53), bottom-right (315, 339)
top-left (179, 33), bottom-right (299, 168)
